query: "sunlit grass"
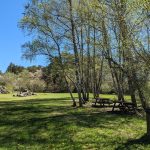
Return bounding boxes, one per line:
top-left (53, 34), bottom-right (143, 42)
top-left (0, 93), bottom-right (130, 101)
top-left (0, 93), bottom-right (149, 150)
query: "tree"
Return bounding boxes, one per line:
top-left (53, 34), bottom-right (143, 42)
top-left (42, 59), bottom-right (67, 93)
top-left (6, 63), bottom-right (24, 74)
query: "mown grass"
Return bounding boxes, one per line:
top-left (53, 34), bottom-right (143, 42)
top-left (0, 93), bottom-right (149, 150)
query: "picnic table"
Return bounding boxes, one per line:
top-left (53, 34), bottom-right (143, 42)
top-left (112, 101), bottom-right (136, 113)
top-left (92, 98), bottom-right (136, 113)
top-left (92, 97), bottom-right (113, 107)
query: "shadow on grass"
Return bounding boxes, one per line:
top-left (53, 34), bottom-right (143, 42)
top-left (0, 98), bottom-right (146, 149)
top-left (116, 134), bottom-right (150, 150)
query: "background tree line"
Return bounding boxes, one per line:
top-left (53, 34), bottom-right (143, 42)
top-left (0, 59), bottom-right (117, 94)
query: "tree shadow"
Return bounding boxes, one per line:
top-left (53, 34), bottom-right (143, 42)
top-left (115, 134), bottom-right (150, 150)
top-left (0, 98), bottom-right (146, 149)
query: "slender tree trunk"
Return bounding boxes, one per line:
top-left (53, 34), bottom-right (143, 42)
top-left (57, 44), bottom-right (77, 107)
top-left (127, 75), bottom-right (137, 107)
top-left (94, 56), bottom-right (104, 98)
top-left (102, 19), bottom-right (124, 101)
top-left (92, 27), bottom-right (97, 98)
top-left (85, 25), bottom-right (91, 101)
top-left (68, 0), bottom-right (82, 107)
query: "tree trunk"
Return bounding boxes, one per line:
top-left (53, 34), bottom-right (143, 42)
top-left (132, 71), bottom-right (147, 109)
top-left (68, 0), bottom-right (82, 107)
top-left (127, 75), bottom-right (137, 107)
top-left (101, 19), bottom-right (125, 101)
top-left (146, 109), bottom-right (150, 136)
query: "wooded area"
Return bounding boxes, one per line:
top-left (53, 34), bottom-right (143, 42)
top-left (18, 0), bottom-right (150, 136)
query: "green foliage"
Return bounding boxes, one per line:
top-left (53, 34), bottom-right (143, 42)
top-left (0, 72), bottom-right (17, 91)
top-left (15, 69), bottom-right (46, 93)
top-left (6, 63), bottom-right (25, 74)
top-left (27, 65), bottom-right (43, 73)
top-left (42, 58), bottom-right (67, 92)
top-left (1, 63), bottom-right (69, 93)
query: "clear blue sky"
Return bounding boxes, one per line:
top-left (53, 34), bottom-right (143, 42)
top-left (0, 0), bottom-right (46, 72)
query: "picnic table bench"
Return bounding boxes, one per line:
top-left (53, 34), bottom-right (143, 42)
top-left (92, 98), bottom-right (113, 107)
top-left (112, 101), bottom-right (136, 113)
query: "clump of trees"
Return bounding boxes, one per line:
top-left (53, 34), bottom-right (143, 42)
top-left (19, 0), bottom-right (150, 136)
top-left (0, 69), bottom-right (45, 93)
top-left (6, 63), bottom-right (25, 74)
top-left (0, 62), bottom-right (71, 93)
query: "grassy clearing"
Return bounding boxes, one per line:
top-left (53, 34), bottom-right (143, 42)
top-left (0, 93), bottom-right (149, 150)
top-left (0, 93), bottom-right (131, 102)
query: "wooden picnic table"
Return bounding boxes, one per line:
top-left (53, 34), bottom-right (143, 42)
top-left (112, 101), bottom-right (136, 113)
top-left (92, 97), bottom-right (113, 107)
top-left (92, 98), bottom-right (136, 113)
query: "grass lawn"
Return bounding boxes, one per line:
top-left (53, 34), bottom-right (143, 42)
top-left (0, 93), bottom-right (149, 150)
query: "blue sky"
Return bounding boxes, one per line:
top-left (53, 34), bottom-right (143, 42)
top-left (0, 0), bottom-right (46, 72)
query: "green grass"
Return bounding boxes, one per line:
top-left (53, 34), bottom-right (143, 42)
top-left (0, 93), bottom-right (131, 102)
top-left (0, 93), bottom-right (149, 150)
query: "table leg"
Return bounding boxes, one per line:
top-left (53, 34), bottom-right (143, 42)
top-left (112, 103), bottom-right (116, 111)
